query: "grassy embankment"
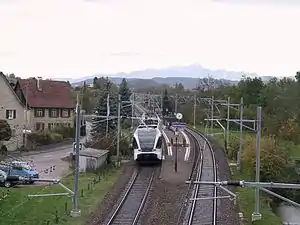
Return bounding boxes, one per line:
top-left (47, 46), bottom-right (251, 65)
top-left (0, 166), bottom-right (121, 225)
top-left (195, 125), bottom-right (286, 225)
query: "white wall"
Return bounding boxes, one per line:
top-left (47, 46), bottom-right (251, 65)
top-left (79, 155), bottom-right (87, 172)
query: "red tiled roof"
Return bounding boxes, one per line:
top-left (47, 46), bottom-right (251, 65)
top-left (18, 78), bottom-right (75, 108)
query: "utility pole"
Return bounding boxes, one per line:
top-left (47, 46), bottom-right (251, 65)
top-left (148, 93), bottom-right (151, 112)
top-left (175, 94), bottom-right (178, 115)
top-left (24, 84), bottom-right (28, 148)
top-left (226, 97), bottom-right (230, 153)
top-left (211, 96), bottom-right (214, 133)
top-left (71, 94), bottom-right (81, 217)
top-left (237, 97), bottom-right (244, 171)
top-left (193, 94), bottom-right (196, 128)
top-left (116, 94), bottom-right (121, 167)
top-left (160, 93), bottom-right (163, 116)
top-left (252, 106), bottom-right (262, 221)
top-left (131, 93), bottom-right (135, 130)
top-left (105, 80), bottom-right (110, 137)
top-left (175, 129), bottom-right (178, 172)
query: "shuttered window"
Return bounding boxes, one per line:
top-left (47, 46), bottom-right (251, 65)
top-left (6, 109), bottom-right (16, 119)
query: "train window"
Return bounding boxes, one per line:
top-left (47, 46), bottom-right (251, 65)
top-left (156, 137), bottom-right (162, 149)
top-left (132, 138), bottom-right (138, 149)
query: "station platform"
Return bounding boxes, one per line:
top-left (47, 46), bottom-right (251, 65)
top-left (159, 129), bottom-right (193, 183)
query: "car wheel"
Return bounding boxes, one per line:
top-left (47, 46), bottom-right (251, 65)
top-left (4, 181), bottom-right (11, 188)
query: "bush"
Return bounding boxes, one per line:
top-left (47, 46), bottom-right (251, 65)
top-left (86, 134), bottom-right (131, 157)
top-left (0, 145), bottom-right (8, 156)
top-left (0, 119), bottom-right (12, 142)
top-left (52, 126), bottom-right (75, 139)
top-left (242, 136), bottom-right (290, 181)
top-left (27, 130), bottom-right (64, 147)
top-left (228, 135), bottom-right (240, 160)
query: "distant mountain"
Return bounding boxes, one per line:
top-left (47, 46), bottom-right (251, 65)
top-left (70, 64), bottom-right (266, 89)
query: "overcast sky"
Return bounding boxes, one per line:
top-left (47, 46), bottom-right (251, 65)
top-left (0, 0), bottom-right (299, 79)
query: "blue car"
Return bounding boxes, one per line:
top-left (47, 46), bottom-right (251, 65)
top-left (0, 162), bottom-right (39, 184)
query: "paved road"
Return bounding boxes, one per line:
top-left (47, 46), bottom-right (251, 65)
top-left (23, 146), bottom-right (72, 180)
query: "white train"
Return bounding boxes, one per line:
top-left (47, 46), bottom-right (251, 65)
top-left (132, 126), bottom-right (163, 164)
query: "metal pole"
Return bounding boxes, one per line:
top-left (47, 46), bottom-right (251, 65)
top-left (175, 131), bottom-right (178, 172)
top-left (131, 93), bottom-right (134, 129)
top-left (193, 94), bottom-right (196, 129)
top-left (106, 94), bottom-right (109, 137)
top-left (161, 93), bottom-right (163, 116)
top-left (116, 94), bottom-right (121, 167)
top-left (71, 94), bottom-right (81, 217)
top-left (148, 93), bottom-right (151, 111)
top-left (252, 106), bottom-right (262, 221)
top-left (237, 97), bottom-right (243, 171)
top-left (211, 96), bottom-right (214, 133)
top-left (175, 94), bottom-right (178, 115)
top-left (226, 97), bottom-right (230, 153)
top-left (24, 84), bottom-right (28, 148)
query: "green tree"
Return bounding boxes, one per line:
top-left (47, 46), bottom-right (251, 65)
top-left (162, 89), bottom-right (173, 115)
top-left (93, 77), bottom-right (98, 88)
top-left (119, 78), bottom-right (132, 117)
top-left (91, 79), bottom-right (118, 138)
top-left (0, 120), bottom-right (12, 142)
top-left (0, 120), bottom-right (12, 155)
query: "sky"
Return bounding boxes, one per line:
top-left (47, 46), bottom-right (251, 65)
top-left (0, 0), bottom-right (300, 79)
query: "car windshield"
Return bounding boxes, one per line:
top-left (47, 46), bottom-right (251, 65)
top-left (13, 162), bottom-right (32, 170)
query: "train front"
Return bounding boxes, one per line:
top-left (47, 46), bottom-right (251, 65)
top-left (132, 127), bottom-right (162, 164)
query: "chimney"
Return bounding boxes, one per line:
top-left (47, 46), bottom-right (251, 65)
top-left (37, 77), bottom-right (42, 91)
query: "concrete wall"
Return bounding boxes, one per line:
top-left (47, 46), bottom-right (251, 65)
top-left (79, 153), bottom-right (108, 173)
top-left (0, 75), bottom-right (26, 151)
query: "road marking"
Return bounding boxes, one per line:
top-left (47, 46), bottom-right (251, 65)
top-left (162, 130), bottom-right (173, 156)
top-left (43, 155), bottom-right (53, 158)
top-left (180, 130), bottom-right (190, 161)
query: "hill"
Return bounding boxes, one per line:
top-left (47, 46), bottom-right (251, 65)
top-left (69, 64), bottom-right (276, 90)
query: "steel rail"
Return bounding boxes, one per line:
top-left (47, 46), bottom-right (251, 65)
top-left (185, 127), bottom-right (217, 225)
top-left (106, 167), bottom-right (155, 225)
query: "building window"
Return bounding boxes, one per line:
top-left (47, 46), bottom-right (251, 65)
top-left (35, 109), bottom-right (44, 117)
top-left (49, 109), bottom-right (58, 118)
top-left (6, 109), bottom-right (16, 120)
top-left (48, 123), bottom-right (56, 130)
top-left (62, 109), bottom-right (70, 118)
top-left (35, 122), bottom-right (44, 131)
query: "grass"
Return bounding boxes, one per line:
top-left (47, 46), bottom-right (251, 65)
top-left (291, 144), bottom-right (300, 160)
top-left (0, 166), bottom-right (121, 225)
top-left (194, 125), bottom-right (283, 225)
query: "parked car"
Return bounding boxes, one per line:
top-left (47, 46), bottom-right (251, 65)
top-left (0, 163), bottom-right (39, 184)
top-left (0, 169), bottom-right (21, 188)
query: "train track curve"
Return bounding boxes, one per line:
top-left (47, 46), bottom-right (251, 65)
top-left (105, 167), bottom-right (155, 225)
top-left (184, 127), bottom-right (217, 225)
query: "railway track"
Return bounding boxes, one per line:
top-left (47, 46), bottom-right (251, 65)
top-left (105, 167), bottom-right (155, 225)
top-left (184, 128), bottom-right (217, 225)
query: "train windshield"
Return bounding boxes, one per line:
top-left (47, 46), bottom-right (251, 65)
top-left (144, 119), bottom-right (158, 125)
top-left (138, 130), bottom-right (157, 149)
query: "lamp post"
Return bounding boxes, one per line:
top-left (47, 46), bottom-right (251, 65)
top-left (175, 128), bottom-right (178, 172)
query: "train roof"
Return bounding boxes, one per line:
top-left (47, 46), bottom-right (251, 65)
top-left (134, 127), bottom-right (161, 137)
